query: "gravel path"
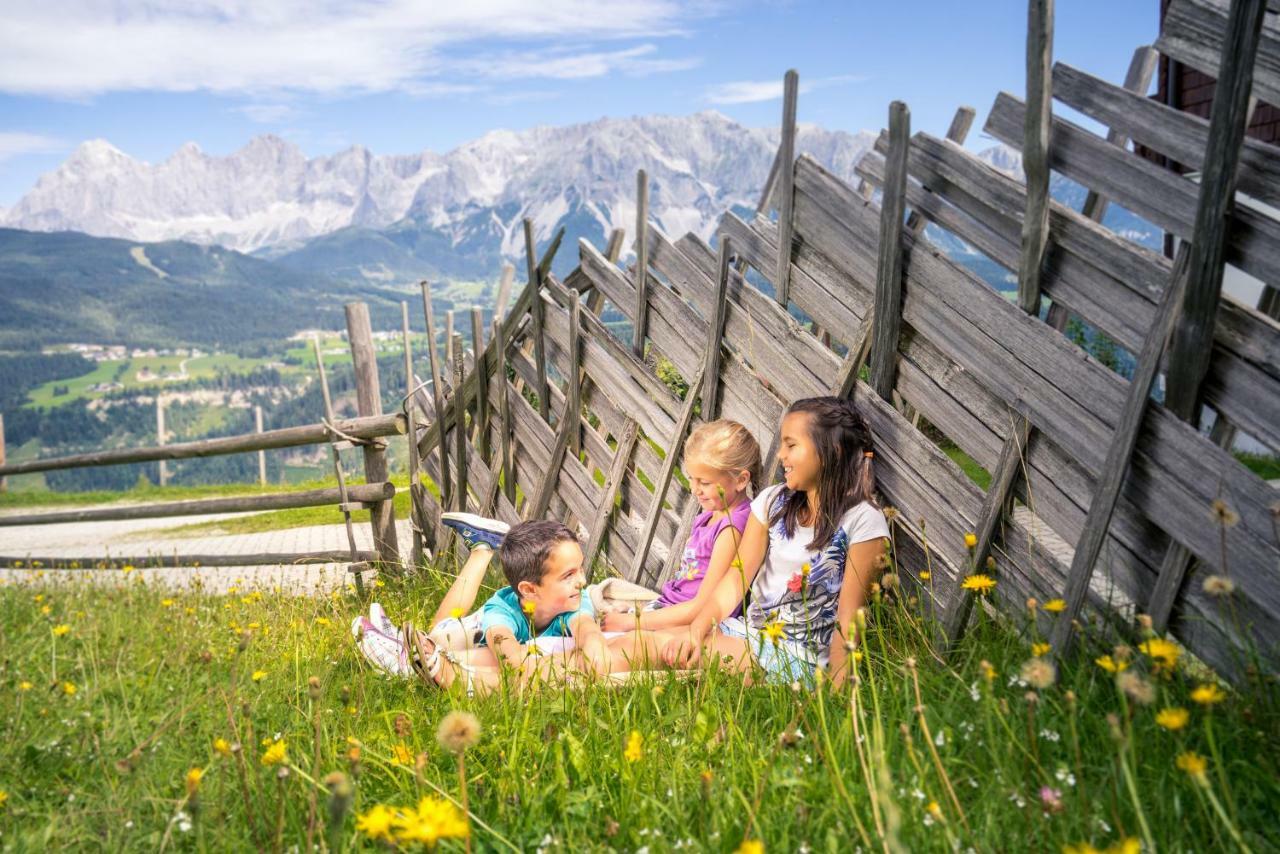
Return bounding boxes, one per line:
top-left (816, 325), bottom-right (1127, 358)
top-left (0, 505), bottom-right (411, 593)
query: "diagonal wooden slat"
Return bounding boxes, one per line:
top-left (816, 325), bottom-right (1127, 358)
top-left (868, 100), bottom-right (911, 401)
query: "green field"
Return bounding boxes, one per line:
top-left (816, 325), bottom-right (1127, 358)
top-left (24, 352), bottom-right (274, 408)
top-left (1, 545), bottom-right (1275, 851)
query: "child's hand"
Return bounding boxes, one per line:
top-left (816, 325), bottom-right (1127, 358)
top-left (662, 632), bottom-right (702, 668)
top-left (601, 611), bottom-right (635, 632)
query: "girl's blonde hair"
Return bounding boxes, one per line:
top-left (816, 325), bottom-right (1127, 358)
top-left (683, 419), bottom-right (762, 494)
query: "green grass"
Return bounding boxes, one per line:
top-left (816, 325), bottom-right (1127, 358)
top-left (1, 553), bottom-right (1275, 851)
top-left (942, 445), bottom-right (992, 491)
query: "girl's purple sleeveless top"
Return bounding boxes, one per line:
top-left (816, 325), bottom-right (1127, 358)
top-left (655, 501), bottom-right (752, 606)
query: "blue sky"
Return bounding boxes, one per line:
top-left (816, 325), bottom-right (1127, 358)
top-left (0, 1), bottom-right (1159, 206)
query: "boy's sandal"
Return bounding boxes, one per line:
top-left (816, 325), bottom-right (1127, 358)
top-left (402, 622), bottom-right (476, 698)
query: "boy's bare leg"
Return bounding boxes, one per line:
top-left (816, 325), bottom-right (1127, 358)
top-left (430, 546), bottom-right (493, 626)
top-left (605, 629), bottom-right (677, 673)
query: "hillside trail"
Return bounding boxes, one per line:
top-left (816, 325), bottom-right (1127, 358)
top-left (0, 504), bottom-right (411, 593)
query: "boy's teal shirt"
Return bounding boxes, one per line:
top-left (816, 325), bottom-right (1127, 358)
top-left (477, 586), bottom-right (595, 645)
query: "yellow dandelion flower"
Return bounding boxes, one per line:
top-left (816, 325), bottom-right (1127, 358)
top-left (40, 605), bottom-right (51, 615)
top-left (1109, 839), bottom-right (1141, 854)
top-left (1095, 655), bottom-right (1127, 673)
top-left (1176, 751), bottom-right (1207, 780)
top-left (51, 624), bottom-right (70, 637)
top-left (919, 570), bottom-right (930, 581)
top-left (392, 796), bottom-right (470, 846)
top-left (624, 730), bottom-right (643, 763)
top-left (61, 681), bottom-right (77, 696)
top-left (521, 600), bottom-right (536, 616)
top-left (731, 556), bottom-right (744, 570)
top-left (763, 620), bottom-right (786, 647)
top-left (251, 670), bottom-right (268, 682)
top-left (184, 767), bottom-right (204, 796)
top-left (355, 804), bottom-right (396, 841)
top-left (1190, 683), bottom-right (1225, 706)
top-left (19, 681), bottom-right (33, 692)
top-left (1155, 707), bottom-right (1189, 731)
top-left (1042, 598), bottom-right (1066, 613)
top-left (160, 599), bottom-right (174, 608)
top-left (1032, 642), bottom-right (1051, 657)
top-left (213, 738), bottom-right (232, 756)
top-left (1138, 637), bottom-right (1180, 669)
top-left (261, 740), bottom-right (287, 766)
top-left (185, 607), bottom-right (196, 616)
top-left (963, 532), bottom-right (978, 549)
top-left (961, 574), bottom-right (996, 595)
top-left (122, 565), bottom-right (135, 575)
top-left (0, 790), bottom-right (7, 809)
top-left (734, 840), bottom-right (764, 854)
top-left (800, 562), bottom-right (811, 578)
top-left (391, 744), bottom-right (414, 766)
top-left (980, 660), bottom-right (997, 682)
top-left (926, 800), bottom-right (944, 821)
top-left (450, 607), bottom-right (465, 620)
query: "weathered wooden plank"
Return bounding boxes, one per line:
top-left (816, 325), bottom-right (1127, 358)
top-left (630, 361), bottom-right (706, 585)
top-left (1156, 0), bottom-right (1280, 108)
top-left (451, 334), bottom-right (468, 513)
top-left (702, 236), bottom-right (733, 416)
top-left (869, 101), bottom-right (910, 400)
top-left (528, 291), bottom-right (584, 519)
top-left (634, 169), bottom-right (651, 359)
top-left (775, 69), bottom-right (800, 306)
top-left (524, 217), bottom-right (551, 420)
top-left (470, 307), bottom-right (491, 461)
top-left (1018, 0), bottom-right (1053, 316)
top-left (494, 317), bottom-right (516, 508)
top-left (984, 91), bottom-right (1280, 286)
top-left (1055, 60), bottom-right (1280, 209)
top-left (0, 550), bottom-right (380, 570)
top-left (419, 280), bottom-right (452, 508)
top-left (1078, 47), bottom-right (1161, 220)
top-left (401, 302), bottom-right (425, 567)
top-left (0, 482), bottom-right (396, 528)
top-left (345, 302), bottom-right (400, 566)
top-left (0, 414), bottom-right (406, 478)
top-left (583, 420), bottom-right (641, 580)
top-left (1164, 0), bottom-right (1270, 424)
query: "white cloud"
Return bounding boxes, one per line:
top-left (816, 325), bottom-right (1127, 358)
top-left (461, 44), bottom-right (699, 80)
top-left (0, 131), bottom-right (67, 162)
top-left (705, 73), bottom-right (868, 105)
top-left (0, 0), bottom-right (705, 97)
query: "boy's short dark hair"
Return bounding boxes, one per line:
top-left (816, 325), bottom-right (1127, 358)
top-left (499, 520), bottom-right (579, 590)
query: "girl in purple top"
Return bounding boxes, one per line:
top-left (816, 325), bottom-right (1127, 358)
top-left (603, 419), bottom-right (760, 633)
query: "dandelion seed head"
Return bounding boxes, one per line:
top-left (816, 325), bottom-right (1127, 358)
top-left (436, 710), bottom-right (481, 753)
top-left (1201, 575), bottom-right (1235, 597)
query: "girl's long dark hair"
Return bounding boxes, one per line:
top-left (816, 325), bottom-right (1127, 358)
top-left (771, 396), bottom-right (877, 550)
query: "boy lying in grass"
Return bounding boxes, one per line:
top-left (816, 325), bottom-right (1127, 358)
top-left (355, 517), bottom-right (616, 694)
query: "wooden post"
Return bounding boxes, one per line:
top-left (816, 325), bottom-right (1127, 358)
top-left (156, 396), bottom-right (168, 487)
top-left (0, 412), bottom-right (7, 493)
top-left (254, 405), bottom-right (267, 486)
top-left (524, 217), bottom-right (550, 419)
top-left (444, 310), bottom-right (455, 362)
top-left (1018, 0), bottom-right (1053, 317)
top-left (583, 420), bottom-right (641, 581)
top-left (1138, 0), bottom-right (1269, 634)
top-left (629, 361), bottom-right (707, 585)
top-left (633, 169), bottom-right (651, 361)
top-left (868, 101), bottom-right (910, 401)
top-left (470, 307), bottom-right (491, 461)
top-left (451, 333), bottom-right (468, 513)
top-left (566, 291), bottom-right (582, 459)
top-left (702, 236), bottom-right (733, 418)
top-left (419, 280), bottom-right (451, 510)
top-left (494, 263), bottom-right (515, 324)
top-left (1050, 3), bottom-right (1263, 648)
top-left (527, 287), bottom-right (584, 520)
top-left (495, 318), bottom-right (515, 507)
top-left (345, 302), bottom-right (401, 567)
top-left (402, 301), bottom-right (426, 568)
top-left (1162, 0), bottom-right (1268, 423)
top-left (774, 69), bottom-right (799, 307)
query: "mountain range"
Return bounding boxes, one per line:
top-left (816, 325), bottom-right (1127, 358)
top-left (2, 112), bottom-right (876, 283)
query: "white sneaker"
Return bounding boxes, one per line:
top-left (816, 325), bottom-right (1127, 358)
top-left (369, 602), bottom-right (398, 638)
top-left (352, 616), bottom-right (410, 678)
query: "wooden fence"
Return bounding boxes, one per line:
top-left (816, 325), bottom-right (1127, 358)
top-left (409, 0), bottom-right (1279, 682)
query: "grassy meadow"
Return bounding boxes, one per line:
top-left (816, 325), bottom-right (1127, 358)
top-left (1, 538), bottom-right (1276, 853)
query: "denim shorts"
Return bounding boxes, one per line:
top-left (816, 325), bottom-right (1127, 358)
top-left (717, 617), bottom-right (818, 687)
